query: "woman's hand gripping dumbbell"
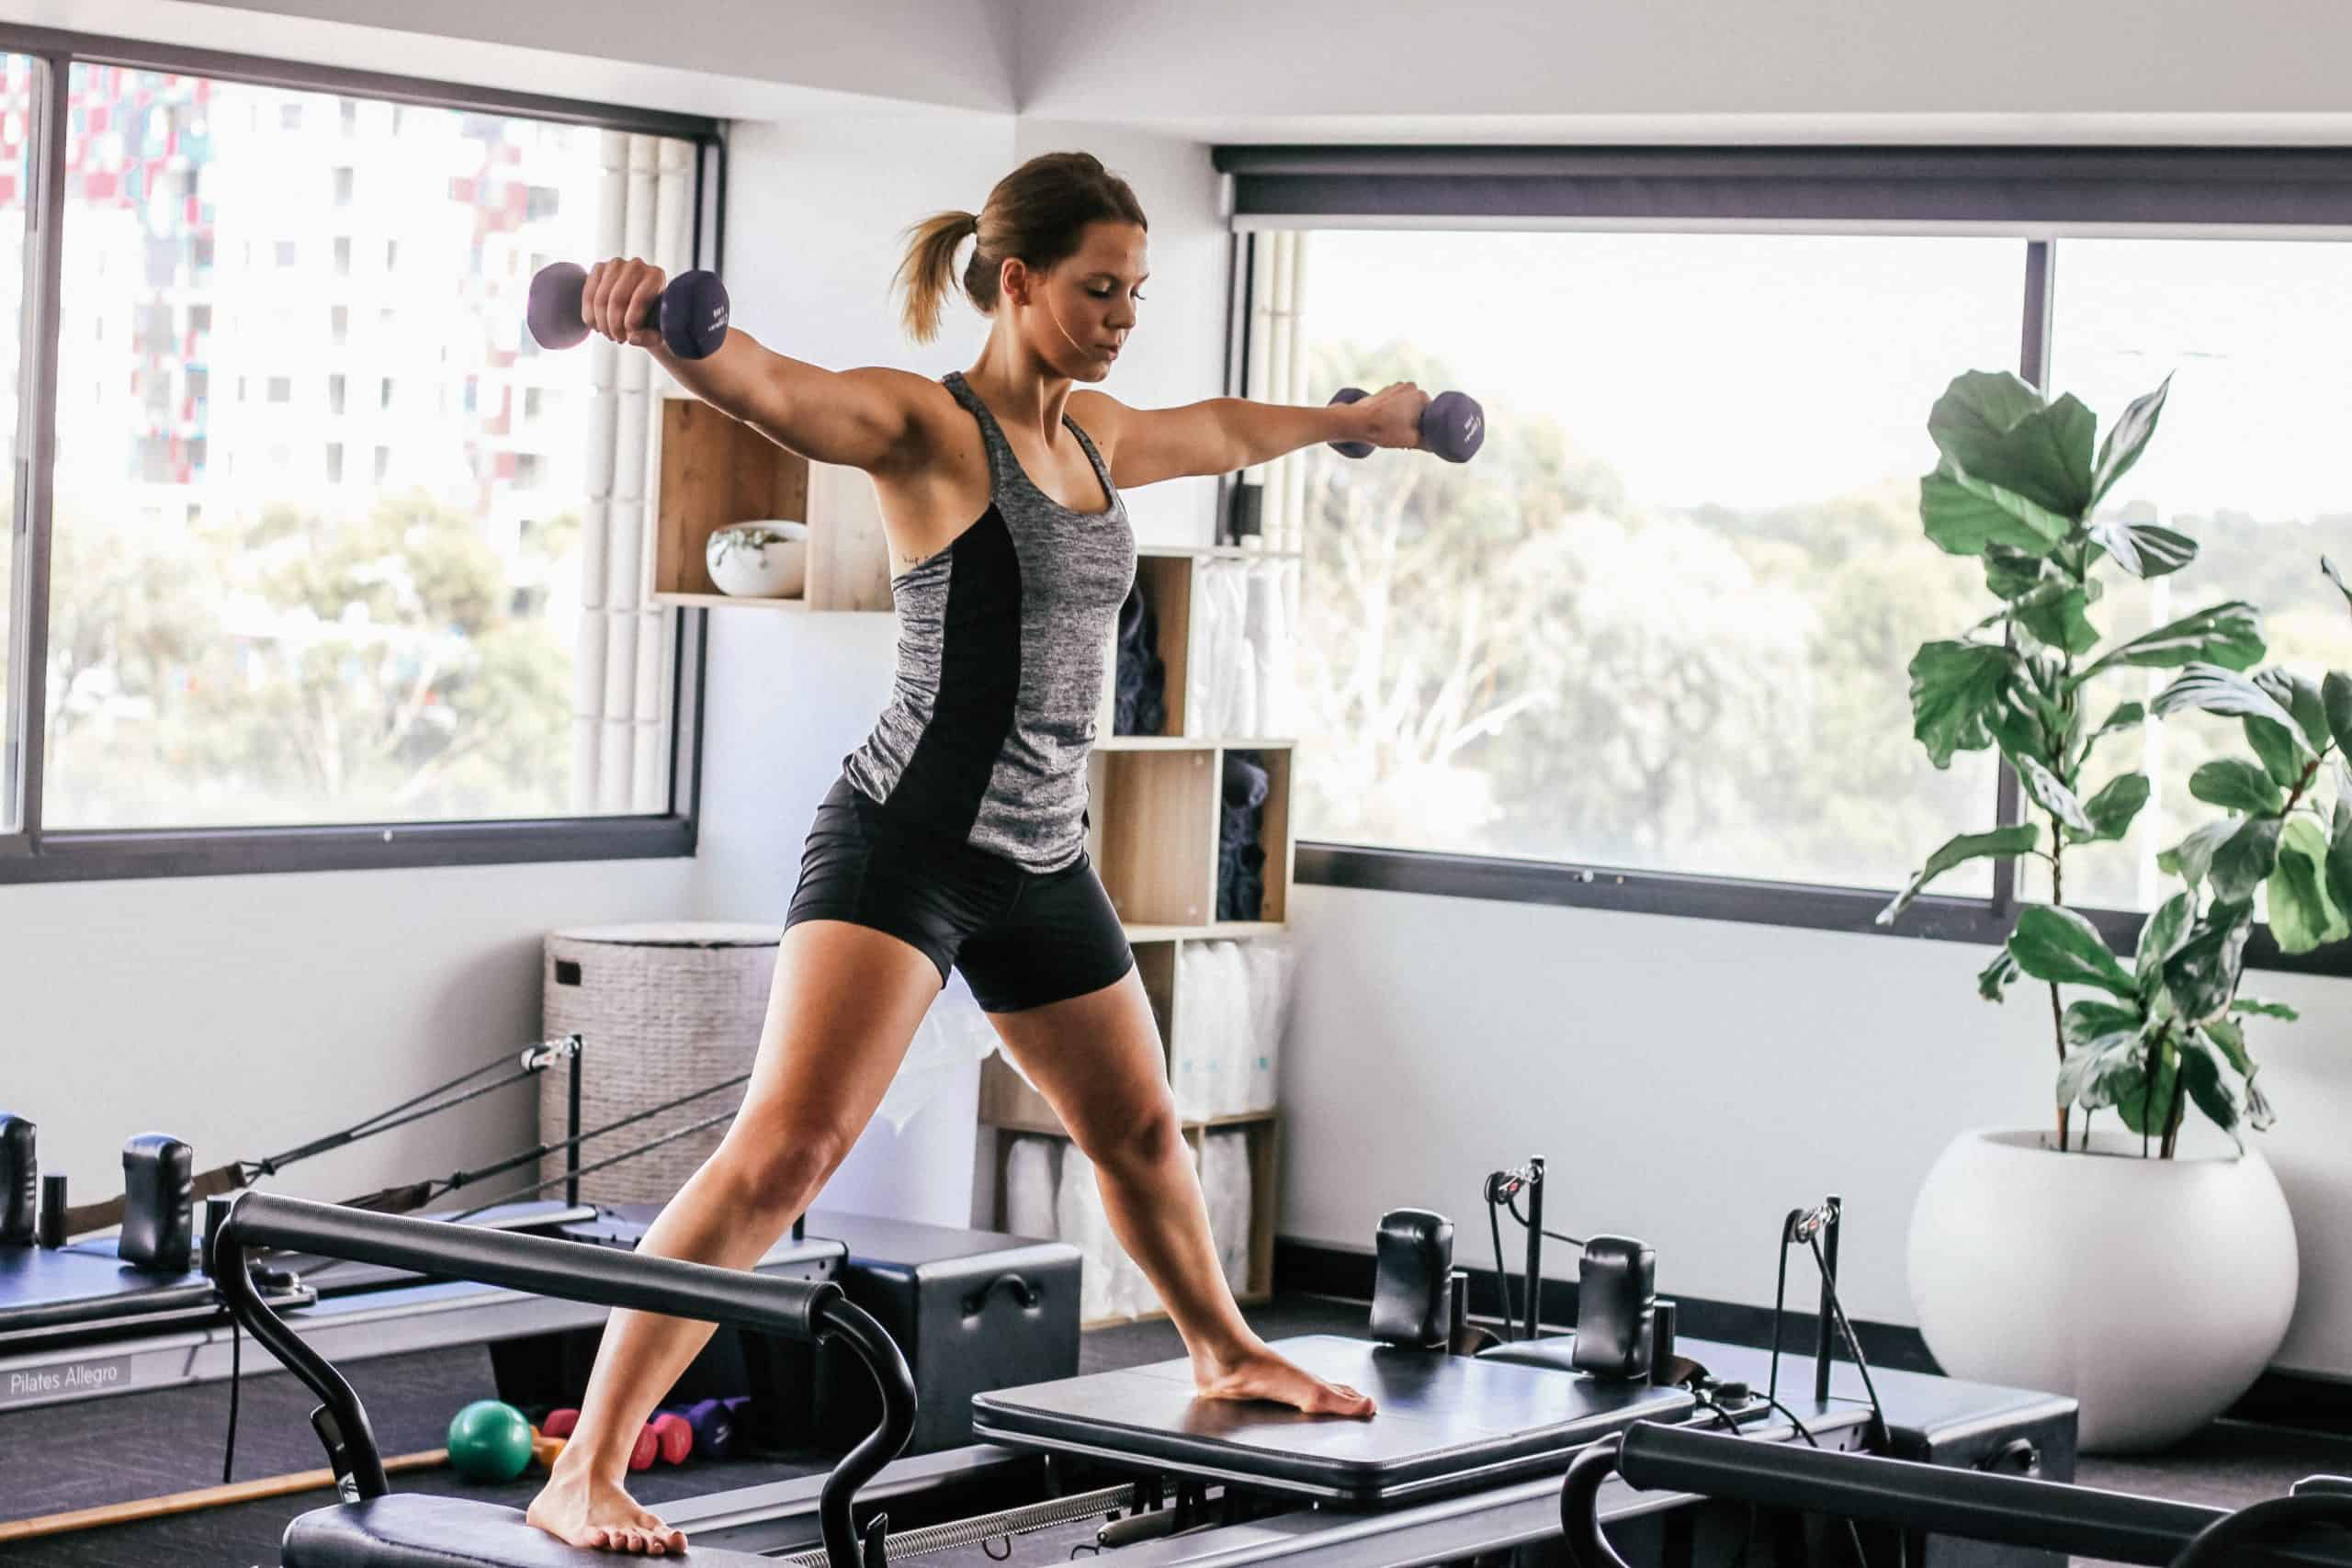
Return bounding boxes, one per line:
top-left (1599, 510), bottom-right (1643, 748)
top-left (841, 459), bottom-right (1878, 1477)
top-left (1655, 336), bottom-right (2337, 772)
top-left (527, 257), bottom-right (732, 360)
top-left (1326, 383), bottom-right (1487, 464)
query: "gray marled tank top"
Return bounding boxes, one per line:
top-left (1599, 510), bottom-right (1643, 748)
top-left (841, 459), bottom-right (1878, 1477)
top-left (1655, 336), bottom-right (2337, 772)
top-left (841, 372), bottom-right (1138, 873)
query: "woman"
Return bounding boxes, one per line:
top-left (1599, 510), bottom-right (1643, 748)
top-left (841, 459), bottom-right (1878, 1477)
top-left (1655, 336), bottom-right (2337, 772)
top-left (529, 151), bottom-right (1439, 1554)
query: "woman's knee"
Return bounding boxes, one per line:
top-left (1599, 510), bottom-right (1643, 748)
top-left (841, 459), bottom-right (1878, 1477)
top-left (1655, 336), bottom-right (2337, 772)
top-left (1085, 1094), bottom-right (1187, 1182)
top-left (712, 1124), bottom-right (854, 1213)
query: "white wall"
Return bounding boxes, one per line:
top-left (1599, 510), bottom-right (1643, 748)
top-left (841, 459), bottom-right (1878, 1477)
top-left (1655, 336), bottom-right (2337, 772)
top-left (1282, 886), bottom-right (2352, 1376)
top-left (0, 859), bottom-right (695, 1215)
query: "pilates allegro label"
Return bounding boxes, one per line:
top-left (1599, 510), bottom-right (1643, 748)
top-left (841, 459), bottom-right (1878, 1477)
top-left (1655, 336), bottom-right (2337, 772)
top-left (6, 1355), bottom-right (129, 1403)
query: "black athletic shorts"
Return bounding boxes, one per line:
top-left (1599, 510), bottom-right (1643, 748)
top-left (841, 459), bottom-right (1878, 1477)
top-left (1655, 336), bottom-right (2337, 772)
top-left (785, 774), bottom-right (1136, 1013)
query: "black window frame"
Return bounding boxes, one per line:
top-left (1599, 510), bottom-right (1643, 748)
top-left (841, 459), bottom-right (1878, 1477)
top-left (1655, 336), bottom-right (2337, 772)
top-left (1216, 143), bottom-right (2352, 977)
top-left (0, 24), bottom-right (729, 883)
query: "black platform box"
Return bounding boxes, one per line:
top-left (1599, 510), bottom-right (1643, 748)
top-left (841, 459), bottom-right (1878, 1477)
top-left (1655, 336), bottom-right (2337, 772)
top-left (805, 1208), bottom-right (1082, 1457)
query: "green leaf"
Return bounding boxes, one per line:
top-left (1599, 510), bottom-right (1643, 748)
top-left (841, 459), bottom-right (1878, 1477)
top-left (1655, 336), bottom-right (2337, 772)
top-left (1928, 372), bottom-right (2095, 522)
top-left (2324, 671), bottom-right (2352, 759)
top-left (2211, 817), bottom-right (2285, 905)
top-left (2325, 556), bottom-right (2352, 617)
top-left (2247, 1071), bottom-right (2278, 1133)
top-left (2245, 716), bottom-right (2308, 791)
top-left (2088, 377), bottom-right (2172, 510)
top-left (1984, 547), bottom-right (2048, 601)
top-left (2074, 773), bottom-right (2150, 843)
top-left (2064, 998), bottom-right (2145, 1054)
top-left (1878, 826), bottom-right (2041, 926)
top-left (2007, 904), bottom-right (2139, 998)
top-left (2268, 818), bottom-right (2347, 955)
top-left (2152, 661), bottom-right (2305, 743)
top-left (2188, 757), bottom-right (2285, 816)
top-left (2136, 890), bottom-right (2196, 988)
top-left (2091, 701), bottom-right (2146, 740)
top-left (2059, 1033), bottom-right (2141, 1111)
top-left (1909, 642), bottom-right (2019, 768)
top-left (1921, 468), bottom-right (2067, 558)
top-left (2328, 798), bottom-right (2352, 941)
top-left (2191, 1020), bottom-right (2267, 1142)
top-left (2015, 585), bottom-right (2101, 657)
top-left (2109, 1034), bottom-right (2180, 1136)
top-left (2113, 1047), bottom-right (2179, 1136)
top-left (1973, 667), bottom-right (2056, 762)
top-left (2015, 753), bottom-right (2094, 835)
top-left (2230, 998), bottom-right (2300, 1021)
top-left (2086, 519), bottom-right (2198, 580)
top-left (2084, 605), bottom-right (2267, 682)
top-left (2163, 901), bottom-right (2254, 1024)
top-left (2256, 669), bottom-right (2330, 752)
top-left (2157, 819), bottom-right (2238, 888)
top-left (2178, 1037), bottom-right (2242, 1143)
top-left (2202, 1016), bottom-right (2256, 1077)
top-left (1978, 949), bottom-right (2021, 1002)
top-left (2081, 701), bottom-right (2146, 769)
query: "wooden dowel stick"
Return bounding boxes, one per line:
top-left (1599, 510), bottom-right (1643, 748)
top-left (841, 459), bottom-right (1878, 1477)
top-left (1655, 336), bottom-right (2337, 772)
top-left (0, 1449), bottom-right (447, 1540)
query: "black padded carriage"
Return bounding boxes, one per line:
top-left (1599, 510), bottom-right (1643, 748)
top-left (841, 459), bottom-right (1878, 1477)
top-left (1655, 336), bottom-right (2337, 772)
top-left (282, 1494), bottom-right (776, 1566)
top-left (971, 1333), bottom-right (1692, 1506)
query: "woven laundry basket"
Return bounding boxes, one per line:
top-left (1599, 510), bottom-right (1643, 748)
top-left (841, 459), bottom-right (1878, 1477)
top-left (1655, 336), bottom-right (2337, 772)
top-left (539, 922), bottom-right (781, 1204)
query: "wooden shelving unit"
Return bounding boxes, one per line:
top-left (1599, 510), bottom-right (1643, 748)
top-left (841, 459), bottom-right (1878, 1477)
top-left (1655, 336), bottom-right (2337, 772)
top-left (650, 396), bottom-right (892, 612)
top-left (982, 544), bottom-right (1300, 1325)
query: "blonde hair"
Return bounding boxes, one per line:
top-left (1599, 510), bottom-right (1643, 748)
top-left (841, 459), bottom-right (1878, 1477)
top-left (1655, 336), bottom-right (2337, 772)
top-left (894, 151), bottom-right (1148, 344)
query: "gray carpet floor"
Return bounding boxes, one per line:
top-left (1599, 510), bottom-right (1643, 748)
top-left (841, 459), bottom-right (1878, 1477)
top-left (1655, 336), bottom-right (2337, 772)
top-left (0, 1293), bottom-right (2342, 1566)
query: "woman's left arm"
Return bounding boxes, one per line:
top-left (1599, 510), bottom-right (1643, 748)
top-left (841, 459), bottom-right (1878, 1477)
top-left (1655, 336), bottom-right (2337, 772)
top-left (1072, 383), bottom-right (1428, 488)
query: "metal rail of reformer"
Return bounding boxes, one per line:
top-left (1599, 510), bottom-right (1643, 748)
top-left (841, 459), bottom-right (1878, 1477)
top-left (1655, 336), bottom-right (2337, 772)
top-left (1562, 1423), bottom-right (2352, 1568)
top-left (205, 1190), bottom-right (913, 1568)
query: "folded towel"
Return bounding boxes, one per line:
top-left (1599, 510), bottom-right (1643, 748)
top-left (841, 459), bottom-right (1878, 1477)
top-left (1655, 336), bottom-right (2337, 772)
top-left (1223, 752), bottom-right (1269, 811)
top-left (1114, 580), bottom-right (1170, 737)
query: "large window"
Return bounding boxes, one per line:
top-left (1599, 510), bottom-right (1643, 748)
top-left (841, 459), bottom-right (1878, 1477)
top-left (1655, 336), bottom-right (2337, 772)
top-left (3, 35), bottom-right (718, 876)
top-left (1274, 230), bottom-right (2017, 892)
top-left (2032, 239), bottom-right (2352, 913)
top-left (0, 54), bottom-right (27, 836)
top-left (1224, 150), bottom-right (2352, 959)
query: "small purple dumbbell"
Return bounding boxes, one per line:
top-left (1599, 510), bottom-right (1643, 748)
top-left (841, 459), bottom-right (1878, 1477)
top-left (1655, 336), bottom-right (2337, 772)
top-left (527, 262), bottom-right (731, 361)
top-left (1326, 386), bottom-right (1487, 464)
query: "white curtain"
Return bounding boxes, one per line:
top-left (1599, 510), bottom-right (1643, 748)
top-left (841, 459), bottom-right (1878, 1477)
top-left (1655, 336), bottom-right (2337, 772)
top-left (1244, 231), bottom-right (1312, 554)
top-left (573, 131), bottom-right (695, 815)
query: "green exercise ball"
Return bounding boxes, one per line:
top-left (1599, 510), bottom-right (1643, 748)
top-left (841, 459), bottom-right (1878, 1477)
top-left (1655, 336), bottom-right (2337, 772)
top-left (447, 1398), bottom-right (536, 1483)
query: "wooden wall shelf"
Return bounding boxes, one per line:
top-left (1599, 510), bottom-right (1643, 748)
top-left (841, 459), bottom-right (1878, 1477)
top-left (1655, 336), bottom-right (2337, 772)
top-left (982, 537), bottom-right (1305, 1329)
top-left (651, 397), bottom-right (891, 612)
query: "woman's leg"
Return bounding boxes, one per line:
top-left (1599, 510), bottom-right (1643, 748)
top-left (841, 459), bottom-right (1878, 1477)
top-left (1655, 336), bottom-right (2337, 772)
top-left (526, 919), bottom-right (944, 1554)
top-left (986, 966), bottom-right (1374, 1417)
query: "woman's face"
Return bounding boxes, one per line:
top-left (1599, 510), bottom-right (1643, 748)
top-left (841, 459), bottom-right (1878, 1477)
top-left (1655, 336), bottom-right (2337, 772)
top-left (1011, 220), bottom-right (1148, 381)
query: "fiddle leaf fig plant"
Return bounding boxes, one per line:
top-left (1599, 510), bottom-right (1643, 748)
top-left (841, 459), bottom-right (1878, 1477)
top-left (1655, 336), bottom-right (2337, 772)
top-left (1878, 369), bottom-right (2299, 1156)
top-left (2092, 568), bottom-right (2352, 1155)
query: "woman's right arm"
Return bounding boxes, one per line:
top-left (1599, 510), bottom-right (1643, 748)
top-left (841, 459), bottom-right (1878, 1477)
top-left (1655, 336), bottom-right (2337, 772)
top-left (583, 257), bottom-right (933, 477)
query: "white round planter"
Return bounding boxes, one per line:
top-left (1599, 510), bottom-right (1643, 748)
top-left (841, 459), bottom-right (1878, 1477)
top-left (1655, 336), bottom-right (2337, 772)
top-left (707, 521), bottom-right (808, 599)
top-left (1908, 1127), bottom-right (2298, 1453)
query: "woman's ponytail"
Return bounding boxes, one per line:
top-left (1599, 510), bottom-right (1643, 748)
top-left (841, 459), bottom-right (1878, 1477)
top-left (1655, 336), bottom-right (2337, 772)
top-left (895, 209), bottom-right (980, 344)
top-left (893, 154), bottom-right (1148, 344)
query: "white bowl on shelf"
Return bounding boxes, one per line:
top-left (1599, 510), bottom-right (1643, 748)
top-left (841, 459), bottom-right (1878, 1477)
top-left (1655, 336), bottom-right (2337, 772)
top-left (707, 521), bottom-right (808, 599)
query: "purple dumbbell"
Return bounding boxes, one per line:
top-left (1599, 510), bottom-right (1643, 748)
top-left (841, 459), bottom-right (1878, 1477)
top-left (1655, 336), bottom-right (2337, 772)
top-left (527, 262), bottom-right (731, 361)
top-left (1326, 386), bottom-right (1487, 464)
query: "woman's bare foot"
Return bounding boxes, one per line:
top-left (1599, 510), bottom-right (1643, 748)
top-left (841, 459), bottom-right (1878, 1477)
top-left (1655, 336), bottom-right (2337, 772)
top-left (1193, 1340), bottom-right (1376, 1417)
top-left (525, 1460), bottom-right (687, 1555)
